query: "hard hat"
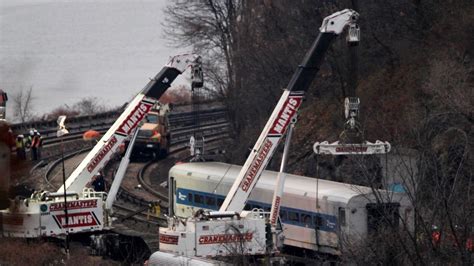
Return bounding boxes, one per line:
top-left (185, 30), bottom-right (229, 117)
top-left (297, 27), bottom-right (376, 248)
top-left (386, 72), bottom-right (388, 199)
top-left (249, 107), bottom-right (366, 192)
top-left (29, 130), bottom-right (34, 136)
top-left (18, 134), bottom-right (24, 138)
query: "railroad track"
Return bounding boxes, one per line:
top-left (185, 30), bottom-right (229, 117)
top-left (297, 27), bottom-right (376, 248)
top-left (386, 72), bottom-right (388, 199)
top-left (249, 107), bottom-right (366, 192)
top-left (13, 106), bottom-right (227, 145)
top-left (136, 137), bottom-right (228, 202)
top-left (108, 132), bottom-right (229, 222)
top-left (113, 202), bottom-right (165, 227)
top-left (44, 122), bottom-right (230, 188)
top-left (43, 105), bottom-right (229, 185)
top-left (41, 109), bottom-right (227, 147)
top-left (14, 107), bottom-right (228, 166)
top-left (42, 109), bottom-right (231, 228)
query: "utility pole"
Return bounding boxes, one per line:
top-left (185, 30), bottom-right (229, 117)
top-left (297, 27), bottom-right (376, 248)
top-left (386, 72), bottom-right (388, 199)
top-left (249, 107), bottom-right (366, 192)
top-left (190, 62), bottom-right (204, 161)
top-left (57, 115), bottom-right (70, 256)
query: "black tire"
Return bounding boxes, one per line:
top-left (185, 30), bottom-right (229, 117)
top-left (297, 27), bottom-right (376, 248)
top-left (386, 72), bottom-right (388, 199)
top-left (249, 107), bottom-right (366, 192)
top-left (159, 148), bottom-right (168, 158)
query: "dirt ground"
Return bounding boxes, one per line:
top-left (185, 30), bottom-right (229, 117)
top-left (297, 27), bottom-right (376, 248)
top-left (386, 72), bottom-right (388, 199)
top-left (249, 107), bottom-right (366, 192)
top-left (0, 238), bottom-right (120, 266)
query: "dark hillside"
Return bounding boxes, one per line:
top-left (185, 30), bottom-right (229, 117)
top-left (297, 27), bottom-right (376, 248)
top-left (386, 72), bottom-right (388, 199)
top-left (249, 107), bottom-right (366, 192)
top-left (165, 1), bottom-right (473, 263)
top-left (227, 1), bottom-right (473, 171)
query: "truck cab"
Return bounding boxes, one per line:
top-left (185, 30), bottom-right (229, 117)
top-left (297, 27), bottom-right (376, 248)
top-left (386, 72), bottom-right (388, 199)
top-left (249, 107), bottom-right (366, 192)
top-left (131, 109), bottom-right (170, 159)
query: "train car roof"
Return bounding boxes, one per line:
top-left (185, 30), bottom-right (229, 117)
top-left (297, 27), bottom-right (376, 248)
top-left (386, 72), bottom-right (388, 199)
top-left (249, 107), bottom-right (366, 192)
top-left (170, 162), bottom-right (377, 203)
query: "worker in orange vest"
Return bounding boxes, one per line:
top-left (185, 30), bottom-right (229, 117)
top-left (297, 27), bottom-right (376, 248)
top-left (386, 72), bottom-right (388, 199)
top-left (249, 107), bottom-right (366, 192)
top-left (432, 225), bottom-right (441, 247)
top-left (30, 129), bottom-right (40, 160)
top-left (36, 131), bottom-right (43, 159)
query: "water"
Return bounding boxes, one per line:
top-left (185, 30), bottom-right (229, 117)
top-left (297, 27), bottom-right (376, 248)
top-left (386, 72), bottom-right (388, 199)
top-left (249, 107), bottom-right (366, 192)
top-left (0, 0), bottom-right (189, 122)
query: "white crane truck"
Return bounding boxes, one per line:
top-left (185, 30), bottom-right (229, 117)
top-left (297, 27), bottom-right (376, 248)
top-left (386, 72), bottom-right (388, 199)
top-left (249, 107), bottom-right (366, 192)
top-left (158, 9), bottom-right (365, 258)
top-left (0, 54), bottom-right (203, 238)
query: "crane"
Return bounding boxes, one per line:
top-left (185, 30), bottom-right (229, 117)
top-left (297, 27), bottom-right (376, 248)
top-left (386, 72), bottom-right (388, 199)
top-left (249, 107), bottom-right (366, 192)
top-left (58, 54), bottom-right (203, 194)
top-left (219, 9), bottom-right (360, 213)
top-left (1, 53), bottom-right (203, 238)
top-left (159, 9), bottom-right (361, 258)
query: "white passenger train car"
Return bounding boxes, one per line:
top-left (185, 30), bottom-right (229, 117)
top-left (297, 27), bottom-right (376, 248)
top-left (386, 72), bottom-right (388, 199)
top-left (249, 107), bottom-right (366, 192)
top-left (168, 162), bottom-right (413, 255)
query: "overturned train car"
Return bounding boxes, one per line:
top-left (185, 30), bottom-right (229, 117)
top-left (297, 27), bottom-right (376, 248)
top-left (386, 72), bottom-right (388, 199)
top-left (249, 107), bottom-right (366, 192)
top-left (168, 162), bottom-right (414, 255)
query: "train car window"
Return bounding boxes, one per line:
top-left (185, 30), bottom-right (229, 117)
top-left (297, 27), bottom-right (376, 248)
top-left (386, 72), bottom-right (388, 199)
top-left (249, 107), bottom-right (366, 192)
top-left (217, 197), bottom-right (224, 207)
top-left (146, 114), bottom-right (159, 123)
top-left (339, 208), bottom-right (346, 226)
top-left (244, 204), bottom-right (251, 210)
top-left (206, 196), bottom-right (216, 207)
top-left (314, 215), bottom-right (324, 228)
top-left (301, 214), bottom-right (312, 226)
top-left (279, 210), bottom-right (287, 221)
top-left (194, 194), bottom-right (204, 205)
top-left (187, 193), bottom-right (193, 203)
top-left (288, 211), bottom-right (300, 223)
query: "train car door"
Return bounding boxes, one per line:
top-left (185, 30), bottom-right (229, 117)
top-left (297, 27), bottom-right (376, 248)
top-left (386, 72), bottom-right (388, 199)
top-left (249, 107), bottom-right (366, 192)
top-left (168, 176), bottom-right (175, 216)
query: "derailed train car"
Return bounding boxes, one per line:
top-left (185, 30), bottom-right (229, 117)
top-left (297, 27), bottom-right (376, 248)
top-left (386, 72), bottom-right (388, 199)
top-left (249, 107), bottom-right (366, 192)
top-left (168, 162), bottom-right (414, 255)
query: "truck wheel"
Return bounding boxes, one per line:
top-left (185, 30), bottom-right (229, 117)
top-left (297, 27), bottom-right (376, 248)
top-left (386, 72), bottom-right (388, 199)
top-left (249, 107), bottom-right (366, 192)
top-left (160, 148), bottom-right (168, 158)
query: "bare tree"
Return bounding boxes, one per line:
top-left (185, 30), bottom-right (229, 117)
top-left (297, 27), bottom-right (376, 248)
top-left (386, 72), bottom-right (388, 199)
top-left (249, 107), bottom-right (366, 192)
top-left (12, 86), bottom-right (35, 123)
top-left (336, 52), bottom-right (474, 263)
top-left (163, 0), bottom-right (241, 94)
top-left (43, 104), bottom-right (80, 120)
top-left (160, 85), bottom-right (192, 104)
top-left (72, 97), bottom-right (106, 115)
top-left (333, 132), bottom-right (472, 265)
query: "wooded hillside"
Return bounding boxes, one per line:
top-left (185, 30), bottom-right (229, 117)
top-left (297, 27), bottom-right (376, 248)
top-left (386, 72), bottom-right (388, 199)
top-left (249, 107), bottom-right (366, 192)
top-left (165, 1), bottom-right (473, 263)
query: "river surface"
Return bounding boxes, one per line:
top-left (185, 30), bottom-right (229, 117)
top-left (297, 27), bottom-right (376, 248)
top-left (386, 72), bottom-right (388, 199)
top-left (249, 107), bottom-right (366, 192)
top-left (0, 0), bottom-right (189, 121)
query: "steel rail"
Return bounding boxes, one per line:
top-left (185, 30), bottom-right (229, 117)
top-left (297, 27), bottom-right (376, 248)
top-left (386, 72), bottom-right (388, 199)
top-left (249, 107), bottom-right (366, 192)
top-left (136, 133), bottom-right (230, 204)
top-left (44, 121), bottom-right (230, 186)
top-left (39, 109), bottom-right (227, 147)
